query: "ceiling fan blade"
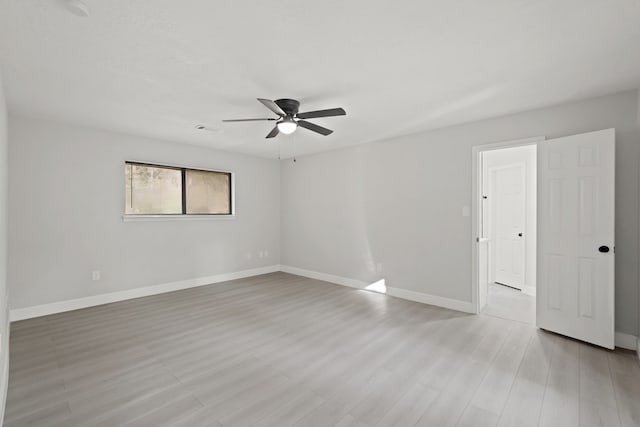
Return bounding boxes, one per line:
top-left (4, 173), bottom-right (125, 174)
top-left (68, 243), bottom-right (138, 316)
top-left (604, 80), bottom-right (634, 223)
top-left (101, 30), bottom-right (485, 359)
top-left (265, 126), bottom-right (280, 139)
top-left (296, 108), bottom-right (346, 120)
top-left (222, 118), bottom-right (277, 122)
top-left (297, 120), bottom-right (333, 136)
top-left (257, 98), bottom-right (286, 116)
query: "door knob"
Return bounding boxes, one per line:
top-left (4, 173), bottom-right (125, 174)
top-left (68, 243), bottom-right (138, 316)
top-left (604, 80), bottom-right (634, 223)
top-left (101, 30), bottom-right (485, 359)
top-left (598, 246), bottom-right (610, 253)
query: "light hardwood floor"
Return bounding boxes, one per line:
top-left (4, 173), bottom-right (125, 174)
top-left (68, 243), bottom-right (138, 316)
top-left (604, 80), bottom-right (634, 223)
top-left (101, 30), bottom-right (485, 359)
top-left (481, 283), bottom-right (536, 325)
top-left (5, 272), bottom-right (640, 426)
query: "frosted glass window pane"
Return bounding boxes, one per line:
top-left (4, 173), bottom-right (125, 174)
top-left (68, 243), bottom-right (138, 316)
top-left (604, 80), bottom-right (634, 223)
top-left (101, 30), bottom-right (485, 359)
top-left (125, 164), bottom-right (182, 214)
top-left (186, 170), bottom-right (231, 214)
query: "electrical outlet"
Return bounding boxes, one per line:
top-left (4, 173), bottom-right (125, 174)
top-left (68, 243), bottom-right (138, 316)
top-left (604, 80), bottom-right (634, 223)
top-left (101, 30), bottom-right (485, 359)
top-left (92, 270), bottom-right (100, 281)
top-left (264, 250), bottom-right (269, 258)
top-left (376, 263), bottom-right (383, 273)
top-left (258, 251), bottom-right (264, 259)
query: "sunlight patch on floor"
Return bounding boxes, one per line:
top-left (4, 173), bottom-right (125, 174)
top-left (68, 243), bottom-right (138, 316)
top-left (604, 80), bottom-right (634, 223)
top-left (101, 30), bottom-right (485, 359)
top-left (365, 279), bottom-right (386, 293)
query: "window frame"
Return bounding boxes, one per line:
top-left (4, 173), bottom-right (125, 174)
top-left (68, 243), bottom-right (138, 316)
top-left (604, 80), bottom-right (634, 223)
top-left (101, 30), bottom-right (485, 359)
top-left (123, 161), bottom-right (235, 221)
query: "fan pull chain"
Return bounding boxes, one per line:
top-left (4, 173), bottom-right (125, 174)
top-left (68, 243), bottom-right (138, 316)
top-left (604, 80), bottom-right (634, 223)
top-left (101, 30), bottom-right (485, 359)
top-left (277, 137), bottom-right (281, 160)
top-left (293, 131), bottom-right (298, 163)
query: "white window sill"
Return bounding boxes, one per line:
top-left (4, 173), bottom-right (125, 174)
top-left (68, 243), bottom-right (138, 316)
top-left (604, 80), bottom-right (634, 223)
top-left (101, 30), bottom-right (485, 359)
top-left (122, 214), bottom-right (236, 222)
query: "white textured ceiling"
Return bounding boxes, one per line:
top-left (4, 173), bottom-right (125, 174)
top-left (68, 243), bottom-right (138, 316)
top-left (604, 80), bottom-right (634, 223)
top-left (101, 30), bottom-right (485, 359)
top-left (1, 0), bottom-right (640, 158)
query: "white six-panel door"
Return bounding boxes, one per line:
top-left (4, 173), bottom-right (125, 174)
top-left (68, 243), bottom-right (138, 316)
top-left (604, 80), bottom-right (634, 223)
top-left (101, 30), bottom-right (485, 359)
top-left (492, 165), bottom-right (526, 289)
top-left (537, 128), bottom-right (615, 349)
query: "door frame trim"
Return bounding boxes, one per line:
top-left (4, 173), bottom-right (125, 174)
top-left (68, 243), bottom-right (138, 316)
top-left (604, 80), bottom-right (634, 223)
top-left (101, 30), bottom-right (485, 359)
top-left (471, 136), bottom-right (545, 314)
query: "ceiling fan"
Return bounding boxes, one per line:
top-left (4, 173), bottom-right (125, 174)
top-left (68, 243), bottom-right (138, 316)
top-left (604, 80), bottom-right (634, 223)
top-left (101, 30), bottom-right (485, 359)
top-left (223, 98), bottom-right (346, 139)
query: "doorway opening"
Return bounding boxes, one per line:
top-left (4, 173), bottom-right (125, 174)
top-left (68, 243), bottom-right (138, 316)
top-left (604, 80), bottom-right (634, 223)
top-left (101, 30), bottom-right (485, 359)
top-left (471, 129), bottom-right (615, 348)
top-left (473, 140), bottom-right (539, 325)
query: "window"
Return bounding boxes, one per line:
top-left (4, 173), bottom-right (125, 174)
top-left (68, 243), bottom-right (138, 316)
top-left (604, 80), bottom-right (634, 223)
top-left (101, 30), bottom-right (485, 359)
top-left (125, 162), bottom-right (232, 216)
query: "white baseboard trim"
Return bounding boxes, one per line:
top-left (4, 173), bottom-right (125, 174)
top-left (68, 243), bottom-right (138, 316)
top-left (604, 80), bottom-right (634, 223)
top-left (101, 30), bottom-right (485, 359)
top-left (385, 286), bottom-right (476, 314)
top-left (9, 264), bottom-right (633, 346)
top-left (521, 286), bottom-right (536, 297)
top-left (280, 265), bottom-right (475, 314)
top-left (614, 332), bottom-right (639, 351)
top-left (9, 265), bottom-right (281, 322)
top-left (279, 265), bottom-right (369, 289)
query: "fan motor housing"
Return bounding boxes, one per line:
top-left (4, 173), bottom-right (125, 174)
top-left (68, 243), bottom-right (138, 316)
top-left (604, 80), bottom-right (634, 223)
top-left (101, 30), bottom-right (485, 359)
top-left (274, 99), bottom-right (300, 116)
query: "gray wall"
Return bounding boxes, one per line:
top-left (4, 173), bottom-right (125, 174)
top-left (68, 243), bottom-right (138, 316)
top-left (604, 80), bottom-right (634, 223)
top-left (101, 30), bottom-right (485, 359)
top-left (0, 70), bottom-right (10, 421)
top-left (281, 90), bottom-right (640, 336)
top-left (6, 90), bottom-right (640, 339)
top-left (8, 116), bottom-right (281, 309)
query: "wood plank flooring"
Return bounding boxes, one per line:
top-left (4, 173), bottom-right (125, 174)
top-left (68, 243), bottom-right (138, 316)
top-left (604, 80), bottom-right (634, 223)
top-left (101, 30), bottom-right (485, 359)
top-left (5, 272), bottom-right (640, 426)
top-left (481, 283), bottom-right (536, 325)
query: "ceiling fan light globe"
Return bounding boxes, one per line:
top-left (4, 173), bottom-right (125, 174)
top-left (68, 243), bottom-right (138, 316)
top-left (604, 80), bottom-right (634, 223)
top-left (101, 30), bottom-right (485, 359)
top-left (277, 120), bottom-right (297, 135)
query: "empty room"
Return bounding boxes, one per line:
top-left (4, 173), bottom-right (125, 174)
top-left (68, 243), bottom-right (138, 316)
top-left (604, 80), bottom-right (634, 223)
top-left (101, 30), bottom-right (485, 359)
top-left (1, 1), bottom-right (640, 426)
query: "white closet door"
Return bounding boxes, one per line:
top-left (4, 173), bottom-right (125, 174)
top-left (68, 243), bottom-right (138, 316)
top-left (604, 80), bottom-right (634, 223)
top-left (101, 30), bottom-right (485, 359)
top-left (493, 164), bottom-right (526, 289)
